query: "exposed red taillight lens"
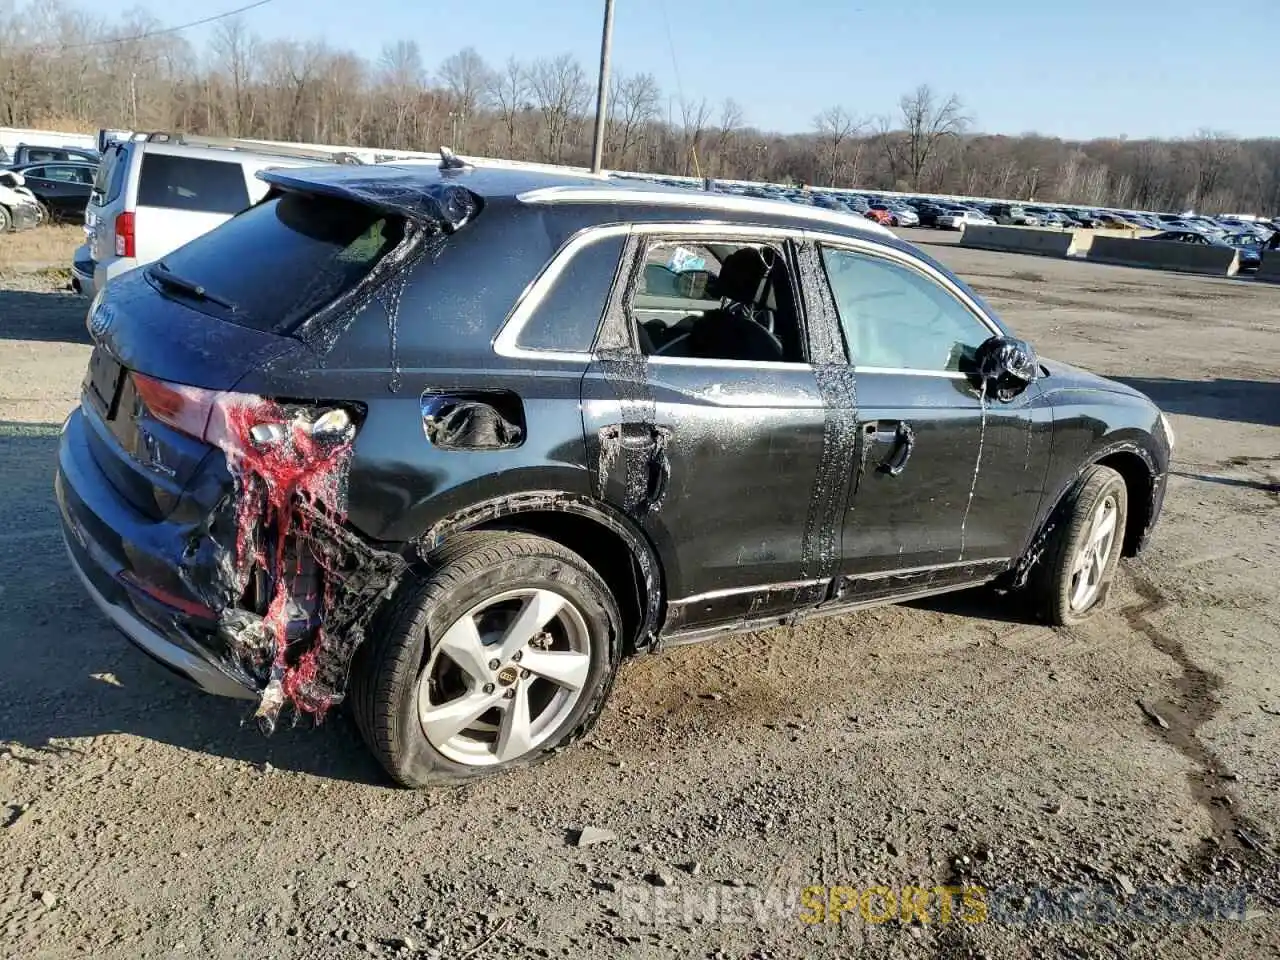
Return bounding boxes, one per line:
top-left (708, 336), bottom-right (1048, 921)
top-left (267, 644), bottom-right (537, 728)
top-left (132, 373), bottom-right (228, 442)
top-left (114, 211), bottom-right (135, 258)
top-left (132, 373), bottom-right (358, 450)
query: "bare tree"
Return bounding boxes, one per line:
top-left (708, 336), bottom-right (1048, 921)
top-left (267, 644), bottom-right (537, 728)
top-left (377, 40), bottom-right (424, 148)
top-left (438, 46), bottom-right (493, 149)
top-left (2, 6), bottom-right (1278, 215)
top-left (528, 54), bottom-right (588, 163)
top-left (1188, 130), bottom-right (1236, 211)
top-left (606, 71), bottom-right (660, 169)
top-left (678, 97), bottom-right (713, 177)
top-left (710, 98), bottom-right (743, 177)
top-left (814, 106), bottom-right (865, 187)
top-left (211, 17), bottom-right (258, 136)
top-left (880, 85), bottom-right (968, 189)
top-left (487, 57), bottom-right (528, 157)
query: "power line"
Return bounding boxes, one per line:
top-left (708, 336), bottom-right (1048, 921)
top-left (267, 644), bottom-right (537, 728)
top-left (34, 0), bottom-right (276, 53)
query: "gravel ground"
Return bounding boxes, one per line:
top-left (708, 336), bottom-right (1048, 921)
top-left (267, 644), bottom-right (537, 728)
top-left (1, 237), bottom-right (1278, 959)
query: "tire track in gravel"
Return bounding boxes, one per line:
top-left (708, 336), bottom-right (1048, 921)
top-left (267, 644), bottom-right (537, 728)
top-left (1119, 565), bottom-right (1272, 866)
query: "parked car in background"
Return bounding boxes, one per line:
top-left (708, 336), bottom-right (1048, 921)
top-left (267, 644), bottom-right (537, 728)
top-left (1145, 229), bottom-right (1261, 270)
top-left (937, 209), bottom-right (996, 230)
top-left (989, 204), bottom-right (1040, 226)
top-left (1218, 232), bottom-right (1264, 270)
top-left (916, 202), bottom-right (952, 228)
top-left (864, 207), bottom-right (894, 226)
top-left (869, 202), bottom-right (919, 227)
top-left (1, 143), bottom-right (99, 168)
top-left (1026, 208), bottom-right (1072, 229)
top-left (811, 194), bottom-right (847, 211)
top-left (75, 133), bottom-right (334, 297)
top-left (12, 160), bottom-right (96, 222)
top-left (57, 163), bottom-right (1172, 786)
top-left (0, 169), bottom-right (42, 231)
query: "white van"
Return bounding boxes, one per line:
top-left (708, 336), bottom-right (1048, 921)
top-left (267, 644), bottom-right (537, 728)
top-left (74, 134), bottom-right (348, 297)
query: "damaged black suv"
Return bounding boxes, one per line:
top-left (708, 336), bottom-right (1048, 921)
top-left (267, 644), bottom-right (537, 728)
top-left (57, 162), bottom-right (1172, 786)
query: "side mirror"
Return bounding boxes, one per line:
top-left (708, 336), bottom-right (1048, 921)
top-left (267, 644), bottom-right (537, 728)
top-left (974, 335), bottom-right (1040, 388)
top-left (0, 171), bottom-right (23, 187)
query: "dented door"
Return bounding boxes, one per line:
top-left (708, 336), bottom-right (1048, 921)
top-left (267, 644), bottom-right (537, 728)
top-left (581, 354), bottom-right (831, 616)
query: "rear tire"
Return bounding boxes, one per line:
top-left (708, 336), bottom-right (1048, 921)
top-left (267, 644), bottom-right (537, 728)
top-left (351, 532), bottom-right (622, 787)
top-left (1030, 465), bottom-right (1128, 626)
top-left (0, 206), bottom-right (11, 232)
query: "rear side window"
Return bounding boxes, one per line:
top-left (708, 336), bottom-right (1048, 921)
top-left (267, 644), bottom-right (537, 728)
top-left (92, 145), bottom-right (129, 205)
top-left (517, 235), bottom-right (623, 352)
top-left (137, 154), bottom-right (249, 214)
top-left (156, 192), bottom-right (405, 331)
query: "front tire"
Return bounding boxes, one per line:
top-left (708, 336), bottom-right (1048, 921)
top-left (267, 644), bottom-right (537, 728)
top-left (351, 532), bottom-right (622, 787)
top-left (1030, 465), bottom-right (1128, 625)
top-left (0, 206), bottom-right (11, 232)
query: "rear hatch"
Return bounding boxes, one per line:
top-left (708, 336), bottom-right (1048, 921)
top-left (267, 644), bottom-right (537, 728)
top-left (82, 175), bottom-right (477, 520)
top-left (87, 140), bottom-right (131, 259)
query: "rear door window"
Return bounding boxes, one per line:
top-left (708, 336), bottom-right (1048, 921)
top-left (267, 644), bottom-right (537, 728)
top-left (137, 154), bottom-right (249, 214)
top-left (154, 192), bottom-right (405, 332)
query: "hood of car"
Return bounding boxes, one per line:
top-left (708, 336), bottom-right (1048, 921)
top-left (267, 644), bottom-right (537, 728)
top-left (1038, 357), bottom-right (1151, 402)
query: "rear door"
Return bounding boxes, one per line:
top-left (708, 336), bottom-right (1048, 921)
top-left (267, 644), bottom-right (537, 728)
top-left (581, 225), bottom-right (836, 633)
top-left (132, 152), bottom-right (251, 265)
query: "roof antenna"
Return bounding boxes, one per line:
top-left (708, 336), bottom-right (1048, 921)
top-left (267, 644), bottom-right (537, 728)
top-left (439, 146), bottom-right (470, 172)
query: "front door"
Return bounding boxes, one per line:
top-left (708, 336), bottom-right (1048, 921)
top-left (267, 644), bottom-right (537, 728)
top-left (581, 229), bottom-right (836, 633)
top-left (809, 239), bottom-right (1050, 597)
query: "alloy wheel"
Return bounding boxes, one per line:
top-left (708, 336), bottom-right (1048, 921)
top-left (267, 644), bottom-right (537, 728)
top-left (416, 588), bottom-right (592, 766)
top-left (1069, 494), bottom-right (1118, 613)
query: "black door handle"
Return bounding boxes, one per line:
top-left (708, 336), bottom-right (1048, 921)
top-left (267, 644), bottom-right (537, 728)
top-left (864, 420), bottom-right (915, 477)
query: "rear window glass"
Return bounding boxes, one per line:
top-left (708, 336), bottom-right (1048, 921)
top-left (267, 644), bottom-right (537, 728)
top-left (92, 145), bottom-right (128, 205)
top-left (137, 154), bottom-right (249, 214)
top-left (518, 235), bottom-right (623, 352)
top-left (155, 193), bottom-right (405, 331)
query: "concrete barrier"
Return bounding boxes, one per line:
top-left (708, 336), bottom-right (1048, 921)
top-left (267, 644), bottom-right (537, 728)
top-left (1086, 236), bottom-right (1240, 277)
top-left (959, 225), bottom-right (1075, 257)
top-left (1067, 227), bottom-right (1159, 257)
top-left (1256, 251), bottom-right (1280, 283)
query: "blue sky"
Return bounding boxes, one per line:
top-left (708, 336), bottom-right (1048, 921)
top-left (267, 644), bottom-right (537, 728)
top-left (96, 0), bottom-right (1279, 140)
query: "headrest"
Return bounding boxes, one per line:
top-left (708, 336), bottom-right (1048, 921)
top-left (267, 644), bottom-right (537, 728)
top-left (710, 247), bottom-right (778, 305)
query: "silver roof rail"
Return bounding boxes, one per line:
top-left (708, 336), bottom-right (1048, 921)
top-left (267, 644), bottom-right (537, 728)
top-left (154, 133), bottom-right (365, 165)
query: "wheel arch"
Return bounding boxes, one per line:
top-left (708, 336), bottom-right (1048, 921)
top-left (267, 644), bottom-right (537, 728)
top-left (1093, 448), bottom-right (1157, 557)
top-left (1012, 441), bottom-right (1161, 586)
top-left (415, 492), bottom-right (665, 655)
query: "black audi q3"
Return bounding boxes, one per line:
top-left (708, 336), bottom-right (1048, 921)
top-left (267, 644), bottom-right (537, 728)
top-left (56, 161), bottom-right (1173, 786)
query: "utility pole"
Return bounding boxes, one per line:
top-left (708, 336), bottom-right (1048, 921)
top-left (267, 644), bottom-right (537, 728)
top-left (589, 0), bottom-right (615, 174)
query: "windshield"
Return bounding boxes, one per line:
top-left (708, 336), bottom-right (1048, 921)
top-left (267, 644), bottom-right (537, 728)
top-left (155, 192), bottom-right (407, 332)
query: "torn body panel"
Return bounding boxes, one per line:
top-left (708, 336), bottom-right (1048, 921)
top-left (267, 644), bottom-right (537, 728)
top-left (180, 397), bottom-right (406, 730)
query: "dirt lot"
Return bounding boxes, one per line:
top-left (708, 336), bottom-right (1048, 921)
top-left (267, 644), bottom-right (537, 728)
top-left (1, 229), bottom-right (1278, 959)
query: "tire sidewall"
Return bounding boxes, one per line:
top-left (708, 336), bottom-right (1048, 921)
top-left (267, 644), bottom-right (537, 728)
top-left (1050, 466), bottom-right (1128, 624)
top-left (392, 550), bottom-right (619, 785)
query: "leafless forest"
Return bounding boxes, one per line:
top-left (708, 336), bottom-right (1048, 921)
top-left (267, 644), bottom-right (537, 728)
top-left (2, 2), bottom-right (1278, 213)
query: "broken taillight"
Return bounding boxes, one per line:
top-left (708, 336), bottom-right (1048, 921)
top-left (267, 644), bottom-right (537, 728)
top-left (131, 373), bottom-right (358, 450)
top-left (132, 373), bottom-right (226, 442)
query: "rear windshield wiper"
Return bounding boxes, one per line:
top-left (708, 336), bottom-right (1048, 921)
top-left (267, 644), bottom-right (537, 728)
top-left (148, 261), bottom-right (237, 312)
